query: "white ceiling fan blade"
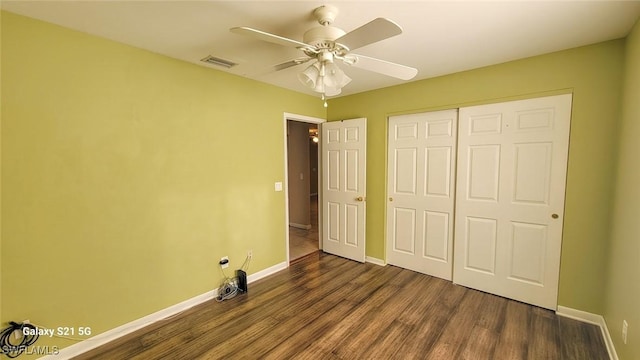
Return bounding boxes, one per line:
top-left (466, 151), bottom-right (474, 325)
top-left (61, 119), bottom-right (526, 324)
top-left (273, 57), bottom-right (313, 72)
top-left (349, 54), bottom-right (418, 80)
top-left (335, 18), bottom-right (402, 51)
top-left (230, 27), bottom-right (309, 48)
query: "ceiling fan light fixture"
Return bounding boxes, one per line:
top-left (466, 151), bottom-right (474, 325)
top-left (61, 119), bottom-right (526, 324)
top-left (339, 73), bottom-right (352, 89)
top-left (327, 63), bottom-right (352, 89)
top-left (299, 60), bottom-right (350, 97)
top-left (298, 62), bottom-right (320, 89)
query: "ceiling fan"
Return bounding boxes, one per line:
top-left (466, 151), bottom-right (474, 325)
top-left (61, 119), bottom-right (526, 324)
top-left (230, 4), bottom-right (418, 106)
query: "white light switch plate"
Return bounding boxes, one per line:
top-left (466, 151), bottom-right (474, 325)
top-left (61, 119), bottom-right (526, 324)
top-left (275, 182), bottom-right (283, 191)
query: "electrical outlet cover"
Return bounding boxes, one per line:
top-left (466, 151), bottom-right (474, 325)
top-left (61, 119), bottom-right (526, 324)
top-left (220, 256), bottom-right (229, 269)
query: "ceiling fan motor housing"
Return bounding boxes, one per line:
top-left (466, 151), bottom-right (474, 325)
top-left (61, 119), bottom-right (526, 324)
top-left (303, 4), bottom-right (349, 54)
top-left (303, 26), bottom-right (346, 48)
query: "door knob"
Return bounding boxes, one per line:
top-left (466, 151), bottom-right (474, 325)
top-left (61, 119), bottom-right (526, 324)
top-left (389, 197), bottom-right (393, 202)
top-left (551, 213), bottom-right (559, 219)
top-left (356, 196), bottom-right (364, 202)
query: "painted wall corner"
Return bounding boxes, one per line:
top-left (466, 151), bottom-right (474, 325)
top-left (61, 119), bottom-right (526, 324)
top-left (603, 17), bottom-right (640, 360)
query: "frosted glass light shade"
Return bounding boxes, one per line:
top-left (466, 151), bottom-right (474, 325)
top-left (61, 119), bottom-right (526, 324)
top-left (324, 62), bottom-right (349, 88)
top-left (298, 62), bottom-right (320, 89)
top-left (298, 61), bottom-right (351, 96)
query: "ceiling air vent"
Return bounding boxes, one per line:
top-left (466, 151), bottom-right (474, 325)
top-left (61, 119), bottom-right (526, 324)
top-left (200, 55), bottom-right (237, 69)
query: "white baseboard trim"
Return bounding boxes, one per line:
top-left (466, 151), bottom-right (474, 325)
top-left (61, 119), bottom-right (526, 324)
top-left (365, 256), bottom-right (386, 266)
top-left (41, 290), bottom-right (218, 359)
top-left (289, 222), bottom-right (312, 230)
top-left (556, 306), bottom-right (617, 360)
top-left (247, 261), bottom-right (288, 283)
top-left (45, 261), bottom-right (288, 359)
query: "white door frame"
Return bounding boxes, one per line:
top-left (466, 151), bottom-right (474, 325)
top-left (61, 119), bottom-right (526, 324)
top-left (283, 112), bottom-right (325, 264)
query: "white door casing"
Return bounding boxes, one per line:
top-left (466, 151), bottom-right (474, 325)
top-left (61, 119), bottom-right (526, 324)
top-left (453, 94), bottom-right (572, 310)
top-left (322, 118), bottom-right (367, 262)
top-left (387, 110), bottom-right (458, 280)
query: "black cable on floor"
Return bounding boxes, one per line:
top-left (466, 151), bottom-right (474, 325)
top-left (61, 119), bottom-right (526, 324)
top-left (0, 321), bottom-right (40, 358)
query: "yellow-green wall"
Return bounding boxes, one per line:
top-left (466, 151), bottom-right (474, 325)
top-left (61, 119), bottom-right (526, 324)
top-left (327, 40), bottom-right (625, 314)
top-left (604, 18), bottom-right (640, 359)
top-left (0, 9), bottom-right (3, 327)
top-left (1, 11), bottom-right (324, 353)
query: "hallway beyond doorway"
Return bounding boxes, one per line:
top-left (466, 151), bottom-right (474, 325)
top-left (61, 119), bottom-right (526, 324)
top-left (289, 195), bottom-right (319, 261)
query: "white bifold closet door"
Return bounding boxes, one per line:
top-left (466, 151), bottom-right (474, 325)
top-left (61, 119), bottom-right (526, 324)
top-left (453, 94), bottom-right (572, 310)
top-left (386, 110), bottom-right (458, 280)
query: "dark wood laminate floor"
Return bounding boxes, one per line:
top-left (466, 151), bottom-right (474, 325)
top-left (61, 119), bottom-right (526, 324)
top-left (76, 252), bottom-right (609, 360)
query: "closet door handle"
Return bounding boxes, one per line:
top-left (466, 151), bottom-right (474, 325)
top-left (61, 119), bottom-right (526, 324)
top-left (356, 196), bottom-right (364, 202)
top-left (551, 213), bottom-right (559, 219)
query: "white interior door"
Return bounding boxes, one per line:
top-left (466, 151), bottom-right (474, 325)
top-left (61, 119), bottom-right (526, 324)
top-left (387, 110), bottom-right (458, 280)
top-left (453, 94), bottom-right (572, 310)
top-left (322, 118), bottom-right (367, 262)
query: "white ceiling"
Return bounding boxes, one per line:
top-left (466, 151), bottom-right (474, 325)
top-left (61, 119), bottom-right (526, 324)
top-left (3, 1), bottom-right (640, 98)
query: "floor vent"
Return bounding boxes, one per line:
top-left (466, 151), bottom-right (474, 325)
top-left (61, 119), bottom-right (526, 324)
top-left (200, 55), bottom-right (237, 68)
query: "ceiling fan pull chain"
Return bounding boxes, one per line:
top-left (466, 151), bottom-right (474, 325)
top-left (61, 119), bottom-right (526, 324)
top-left (320, 85), bottom-right (327, 108)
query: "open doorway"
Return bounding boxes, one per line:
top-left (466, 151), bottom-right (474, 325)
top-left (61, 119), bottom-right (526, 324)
top-left (286, 118), bottom-right (321, 263)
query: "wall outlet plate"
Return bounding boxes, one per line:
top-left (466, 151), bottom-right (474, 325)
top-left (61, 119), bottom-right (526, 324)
top-left (220, 256), bottom-right (229, 269)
